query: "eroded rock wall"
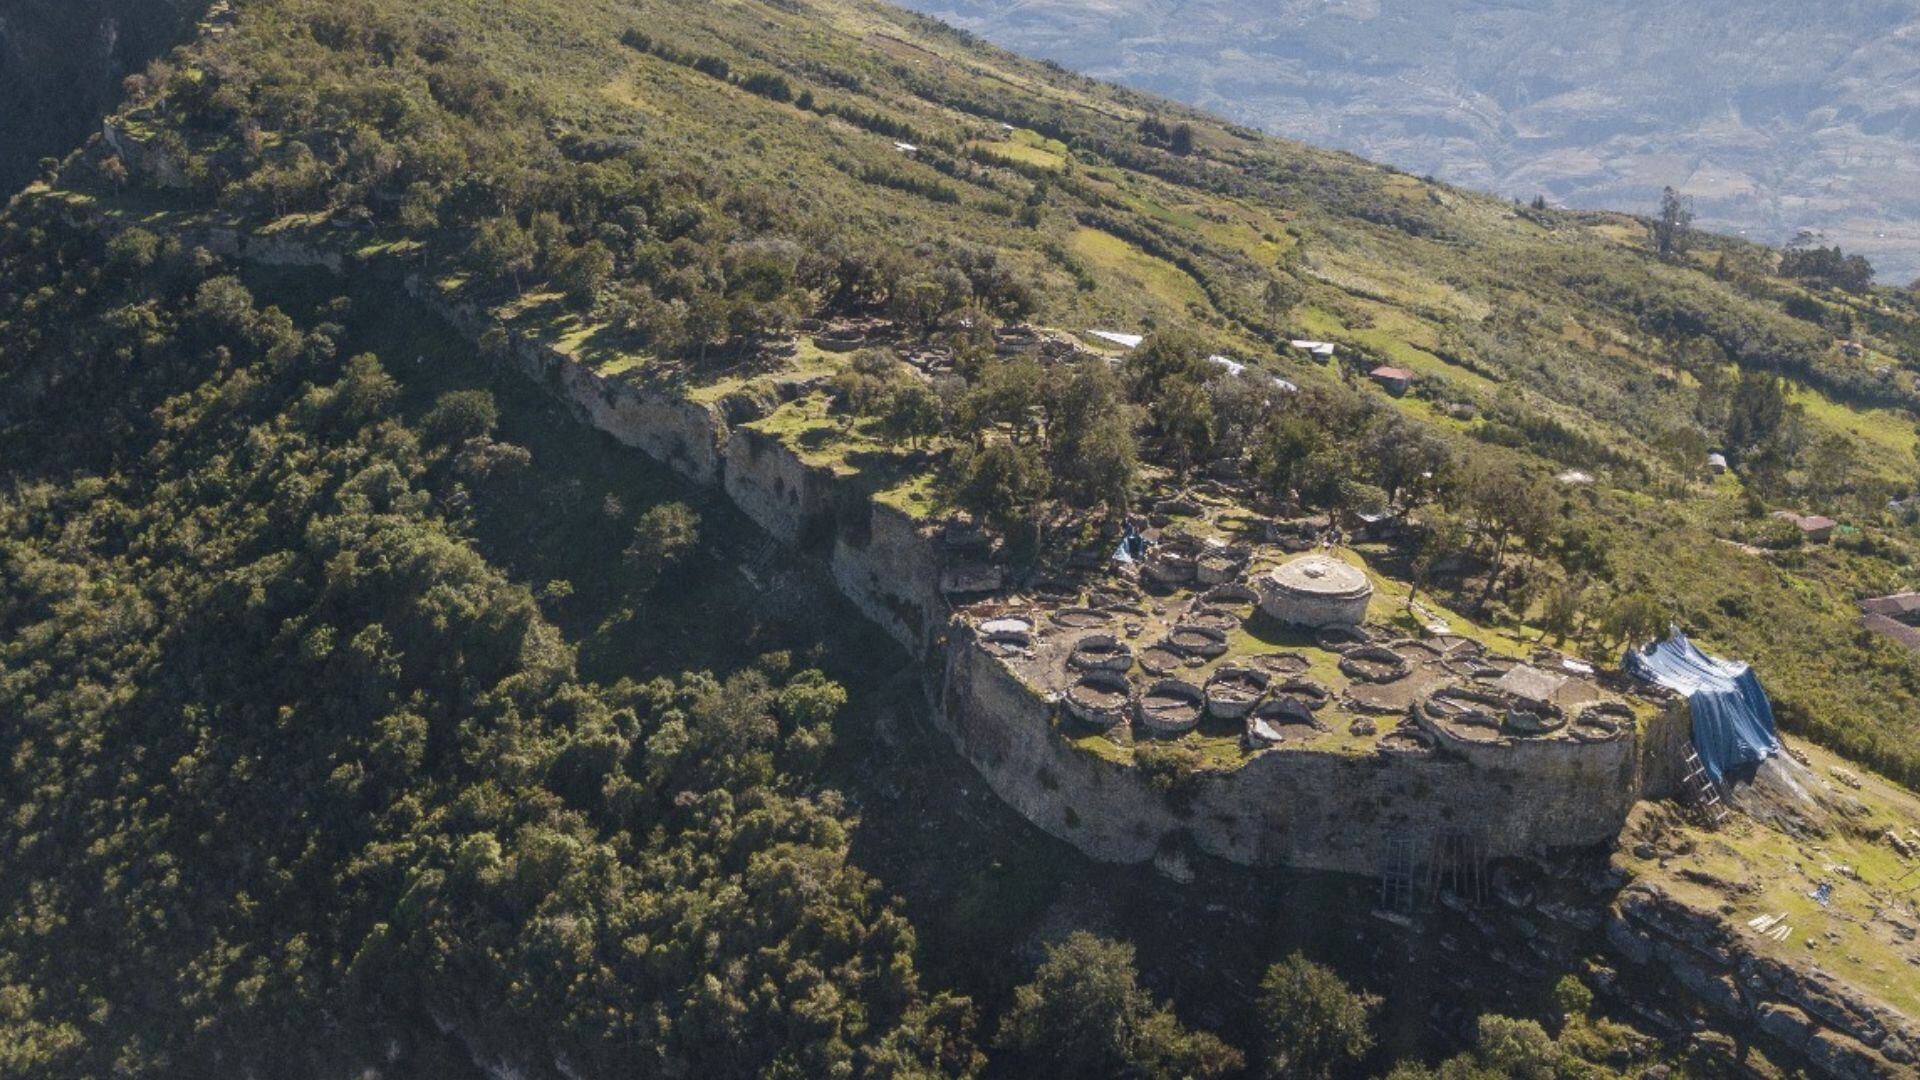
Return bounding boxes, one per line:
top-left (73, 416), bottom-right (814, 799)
top-left (1609, 884), bottom-right (1918, 1078)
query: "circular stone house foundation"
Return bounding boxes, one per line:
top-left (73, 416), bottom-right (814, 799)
top-left (1256, 556), bottom-right (1374, 628)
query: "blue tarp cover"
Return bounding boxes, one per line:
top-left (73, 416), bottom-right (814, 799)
top-left (1622, 629), bottom-right (1780, 782)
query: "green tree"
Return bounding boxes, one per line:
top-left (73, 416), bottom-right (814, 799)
top-left (1253, 413), bottom-right (1328, 505)
top-left (880, 381), bottom-right (945, 449)
top-left (1365, 412), bottom-right (1452, 508)
top-left (1551, 975), bottom-right (1594, 1027)
top-left (1148, 376), bottom-right (1214, 476)
top-left (835, 347), bottom-right (905, 417)
top-left (469, 215), bottom-right (537, 293)
top-left (997, 932), bottom-right (1242, 1080)
top-left (421, 388), bottom-right (499, 446)
top-left (1256, 953), bottom-right (1377, 1079)
top-left (1539, 576), bottom-right (1586, 644)
top-left (1724, 370), bottom-right (1796, 462)
top-left (1408, 508), bottom-right (1467, 613)
top-left (1125, 330), bottom-right (1211, 406)
top-left (891, 273), bottom-right (963, 338)
top-left (953, 440), bottom-right (1050, 532)
top-left (1474, 1015), bottom-right (1571, 1079)
top-left (962, 357), bottom-right (1043, 443)
top-left (1650, 186), bottom-right (1692, 258)
top-left (1045, 361), bottom-right (1138, 510)
top-left (1262, 276), bottom-right (1301, 322)
top-left (1600, 590), bottom-right (1667, 652)
top-left (555, 239), bottom-right (614, 310)
top-left (624, 501), bottom-right (701, 591)
top-left (1457, 458), bottom-right (1553, 601)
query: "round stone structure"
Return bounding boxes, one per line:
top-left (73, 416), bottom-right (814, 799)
top-left (1256, 555), bottom-right (1374, 628)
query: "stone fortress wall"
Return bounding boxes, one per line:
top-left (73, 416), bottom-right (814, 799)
top-left (944, 626), bottom-right (1679, 875)
top-left (410, 275), bottom-right (1687, 877)
top-left (67, 162), bottom-right (1683, 876)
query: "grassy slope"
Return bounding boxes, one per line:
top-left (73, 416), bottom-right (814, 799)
top-left (1622, 739), bottom-right (1920, 1022)
top-left (38, 0), bottom-right (1920, 784)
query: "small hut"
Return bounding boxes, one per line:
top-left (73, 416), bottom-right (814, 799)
top-left (1368, 366), bottom-right (1413, 396)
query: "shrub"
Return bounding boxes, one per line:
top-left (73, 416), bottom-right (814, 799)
top-left (421, 388), bottom-right (499, 445)
top-left (740, 71), bottom-right (794, 103)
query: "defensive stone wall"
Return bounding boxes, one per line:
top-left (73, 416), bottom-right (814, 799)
top-left (87, 216), bottom-right (1675, 877)
top-left (834, 500), bottom-right (947, 657)
top-left (1637, 693), bottom-right (1695, 801)
top-left (405, 274), bottom-right (951, 661)
top-left (943, 626), bottom-right (1643, 876)
top-left (404, 271), bottom-right (1666, 876)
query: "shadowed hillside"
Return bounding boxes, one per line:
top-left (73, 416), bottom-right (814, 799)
top-left (0, 0), bottom-right (210, 194)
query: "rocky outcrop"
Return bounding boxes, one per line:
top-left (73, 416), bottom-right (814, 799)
top-left (1608, 883), bottom-right (1918, 1078)
top-left (0, 0), bottom-right (209, 195)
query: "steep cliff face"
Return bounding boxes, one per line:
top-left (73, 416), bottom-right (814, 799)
top-left (1609, 883), bottom-right (1919, 1078)
top-left (900, 0), bottom-right (1920, 281)
top-left (0, 0), bottom-right (207, 196)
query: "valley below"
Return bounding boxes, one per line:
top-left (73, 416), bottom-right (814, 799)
top-left (900, 0), bottom-right (1920, 283)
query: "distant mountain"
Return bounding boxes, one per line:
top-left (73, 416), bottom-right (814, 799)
top-left (0, 0), bottom-right (207, 195)
top-left (899, 0), bottom-right (1920, 282)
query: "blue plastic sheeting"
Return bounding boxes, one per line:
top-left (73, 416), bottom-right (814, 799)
top-left (1622, 629), bottom-right (1780, 783)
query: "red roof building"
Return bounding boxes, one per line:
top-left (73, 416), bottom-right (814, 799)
top-left (1861, 592), bottom-right (1920, 620)
top-left (1368, 366), bottom-right (1413, 396)
top-left (1772, 510), bottom-right (1837, 542)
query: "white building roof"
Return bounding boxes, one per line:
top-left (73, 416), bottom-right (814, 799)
top-left (1088, 330), bottom-right (1144, 349)
top-left (1208, 354), bottom-right (1297, 393)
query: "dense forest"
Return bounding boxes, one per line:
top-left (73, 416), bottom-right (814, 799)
top-left (4, 0), bottom-right (1920, 1074)
top-left (0, 203), bottom-right (972, 1075)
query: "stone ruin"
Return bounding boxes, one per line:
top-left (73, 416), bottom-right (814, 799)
top-left (1203, 665), bottom-right (1269, 719)
top-left (1257, 555), bottom-right (1375, 628)
top-left (1138, 678), bottom-right (1205, 736)
top-left (966, 534), bottom-right (1643, 772)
